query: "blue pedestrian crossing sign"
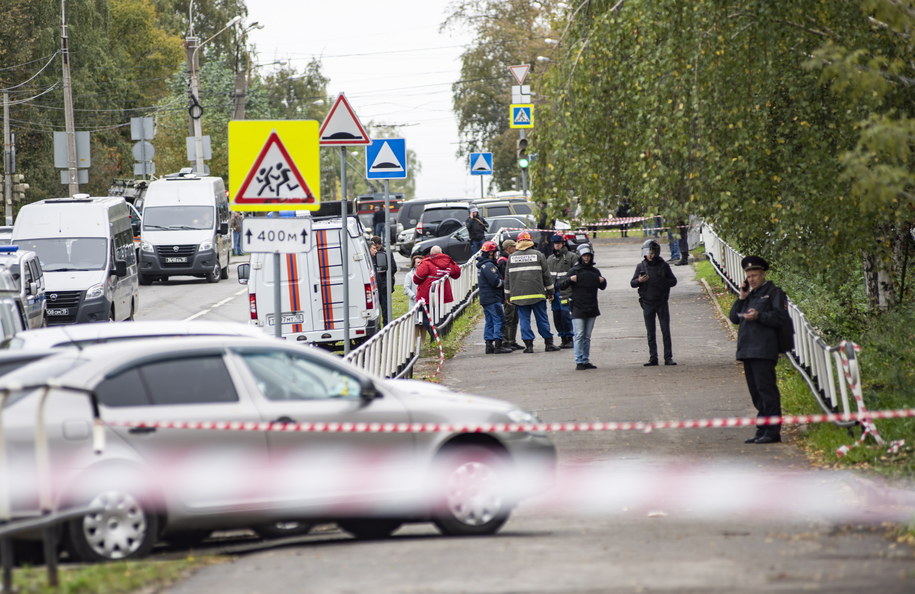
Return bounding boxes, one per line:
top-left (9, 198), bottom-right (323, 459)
top-left (366, 138), bottom-right (407, 179)
top-left (469, 152), bottom-right (493, 176)
top-left (509, 104), bottom-right (534, 129)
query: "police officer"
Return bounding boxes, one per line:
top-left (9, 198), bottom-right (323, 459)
top-left (728, 256), bottom-right (790, 444)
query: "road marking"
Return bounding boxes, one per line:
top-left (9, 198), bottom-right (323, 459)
top-left (183, 288), bottom-right (248, 322)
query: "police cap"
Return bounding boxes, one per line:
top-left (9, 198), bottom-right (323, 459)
top-left (741, 256), bottom-right (769, 271)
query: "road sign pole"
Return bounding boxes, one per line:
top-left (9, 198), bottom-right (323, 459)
top-left (480, 175), bottom-right (484, 199)
top-left (340, 146), bottom-right (351, 355)
top-left (273, 252), bottom-right (282, 338)
top-left (519, 129), bottom-right (528, 196)
top-left (384, 179), bottom-right (392, 328)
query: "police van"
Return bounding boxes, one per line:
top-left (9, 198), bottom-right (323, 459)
top-left (237, 210), bottom-right (379, 346)
top-left (12, 196), bottom-right (139, 324)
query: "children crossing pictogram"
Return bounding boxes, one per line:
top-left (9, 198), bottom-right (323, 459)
top-left (235, 131), bottom-right (315, 205)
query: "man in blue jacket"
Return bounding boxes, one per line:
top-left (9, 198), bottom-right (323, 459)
top-left (477, 240), bottom-right (512, 354)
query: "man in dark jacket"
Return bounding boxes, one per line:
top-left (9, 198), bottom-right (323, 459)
top-left (497, 239), bottom-right (522, 350)
top-left (546, 234), bottom-right (577, 349)
top-left (370, 237), bottom-right (397, 327)
top-left (728, 256), bottom-right (790, 444)
top-left (372, 205), bottom-right (386, 239)
top-left (630, 240), bottom-right (678, 366)
top-left (477, 241), bottom-right (513, 354)
top-left (465, 207), bottom-right (488, 253)
top-left (558, 244), bottom-right (606, 370)
top-left (505, 231), bottom-right (560, 353)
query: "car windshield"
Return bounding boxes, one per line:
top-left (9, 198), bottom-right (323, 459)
top-left (142, 206), bottom-right (214, 231)
top-left (423, 208), bottom-right (468, 223)
top-left (14, 238), bottom-right (107, 272)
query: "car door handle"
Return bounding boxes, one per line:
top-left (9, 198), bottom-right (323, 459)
top-left (128, 426), bottom-right (156, 435)
top-left (272, 416), bottom-right (296, 424)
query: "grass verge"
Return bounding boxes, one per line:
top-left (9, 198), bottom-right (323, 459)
top-left (10, 556), bottom-right (225, 594)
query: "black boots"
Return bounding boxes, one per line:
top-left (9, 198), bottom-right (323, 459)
top-left (560, 336), bottom-right (574, 349)
top-left (522, 339), bottom-right (535, 353)
top-left (493, 339), bottom-right (513, 354)
top-left (544, 338), bottom-right (560, 352)
top-left (485, 341), bottom-right (495, 354)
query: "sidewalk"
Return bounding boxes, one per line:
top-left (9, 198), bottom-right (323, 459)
top-left (440, 237), bottom-right (810, 465)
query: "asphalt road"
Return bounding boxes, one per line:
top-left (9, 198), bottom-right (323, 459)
top-left (139, 240), bottom-right (914, 593)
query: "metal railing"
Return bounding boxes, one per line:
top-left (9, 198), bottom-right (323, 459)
top-left (700, 225), bottom-right (856, 426)
top-left (345, 256), bottom-right (479, 379)
top-left (1, 384), bottom-right (105, 590)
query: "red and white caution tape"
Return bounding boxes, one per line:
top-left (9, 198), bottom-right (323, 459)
top-left (107, 407), bottom-right (915, 435)
top-left (835, 341), bottom-right (905, 457)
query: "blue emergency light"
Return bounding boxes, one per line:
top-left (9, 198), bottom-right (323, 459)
top-left (0, 245), bottom-right (19, 253)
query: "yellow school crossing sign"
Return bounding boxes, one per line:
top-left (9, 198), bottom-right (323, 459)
top-left (229, 120), bottom-right (321, 212)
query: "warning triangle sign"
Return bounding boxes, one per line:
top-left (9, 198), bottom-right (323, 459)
top-left (319, 93), bottom-right (371, 146)
top-left (472, 154), bottom-right (491, 172)
top-left (234, 131), bottom-right (316, 205)
top-left (368, 141), bottom-right (405, 173)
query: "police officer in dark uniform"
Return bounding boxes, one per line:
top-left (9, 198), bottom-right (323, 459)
top-left (728, 256), bottom-right (790, 444)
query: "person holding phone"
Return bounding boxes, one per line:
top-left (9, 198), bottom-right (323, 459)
top-left (728, 256), bottom-right (791, 444)
top-left (630, 239), bottom-right (678, 366)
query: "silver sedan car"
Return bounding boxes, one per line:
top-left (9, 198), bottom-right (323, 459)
top-left (2, 336), bottom-right (555, 562)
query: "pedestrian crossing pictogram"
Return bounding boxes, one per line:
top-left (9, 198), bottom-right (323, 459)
top-left (509, 104), bottom-right (534, 129)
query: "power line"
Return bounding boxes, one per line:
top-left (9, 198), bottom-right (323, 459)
top-left (0, 52), bottom-right (59, 73)
top-left (0, 52), bottom-right (61, 91)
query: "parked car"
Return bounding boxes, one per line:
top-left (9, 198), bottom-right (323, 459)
top-left (2, 336), bottom-right (555, 561)
top-left (415, 202), bottom-right (471, 241)
top-left (411, 215), bottom-right (534, 264)
top-left (0, 319), bottom-right (268, 351)
top-left (471, 199), bottom-right (535, 220)
top-left (0, 245), bottom-right (46, 329)
top-left (0, 273), bottom-right (28, 343)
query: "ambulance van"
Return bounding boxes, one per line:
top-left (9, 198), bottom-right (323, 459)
top-left (237, 214), bottom-right (380, 346)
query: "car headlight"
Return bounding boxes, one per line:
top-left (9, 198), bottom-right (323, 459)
top-left (199, 240), bottom-right (214, 252)
top-left (508, 409), bottom-right (542, 425)
top-left (140, 241), bottom-right (154, 253)
top-left (85, 283), bottom-right (105, 300)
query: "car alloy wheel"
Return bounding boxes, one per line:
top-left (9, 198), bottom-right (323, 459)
top-left (432, 445), bottom-right (510, 536)
top-left (67, 489), bottom-right (158, 562)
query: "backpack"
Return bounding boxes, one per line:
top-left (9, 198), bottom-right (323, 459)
top-left (774, 288), bottom-right (795, 353)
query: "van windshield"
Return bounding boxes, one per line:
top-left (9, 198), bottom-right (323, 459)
top-left (143, 206), bottom-right (214, 231)
top-left (14, 238), bottom-right (107, 272)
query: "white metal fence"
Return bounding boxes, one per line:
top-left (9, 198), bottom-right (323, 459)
top-left (700, 225), bottom-right (856, 426)
top-left (345, 256), bottom-right (479, 378)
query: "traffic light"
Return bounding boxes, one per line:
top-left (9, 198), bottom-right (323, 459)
top-left (11, 174), bottom-right (28, 203)
top-left (517, 137), bottom-right (529, 169)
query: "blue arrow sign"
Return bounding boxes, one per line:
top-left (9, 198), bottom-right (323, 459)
top-left (366, 138), bottom-right (407, 179)
top-left (469, 152), bottom-right (493, 176)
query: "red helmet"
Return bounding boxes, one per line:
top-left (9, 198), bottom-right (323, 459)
top-left (480, 240), bottom-right (498, 252)
top-left (517, 231), bottom-right (532, 241)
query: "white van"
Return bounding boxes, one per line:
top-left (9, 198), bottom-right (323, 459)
top-left (237, 215), bottom-right (380, 346)
top-left (12, 196), bottom-right (139, 325)
top-left (0, 245), bottom-right (45, 329)
top-left (138, 170), bottom-right (231, 284)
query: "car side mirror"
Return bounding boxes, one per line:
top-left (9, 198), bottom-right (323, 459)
top-left (236, 263), bottom-right (250, 285)
top-left (218, 222), bottom-right (229, 235)
top-left (28, 281), bottom-right (38, 295)
top-left (113, 260), bottom-right (128, 278)
top-left (359, 377), bottom-right (379, 401)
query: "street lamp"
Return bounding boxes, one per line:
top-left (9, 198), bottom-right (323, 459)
top-left (186, 14), bottom-right (242, 173)
top-left (232, 21), bottom-right (265, 121)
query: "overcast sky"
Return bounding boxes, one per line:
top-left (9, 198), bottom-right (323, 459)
top-left (247, 0), bottom-right (486, 199)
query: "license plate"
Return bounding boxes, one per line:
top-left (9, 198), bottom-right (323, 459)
top-left (165, 256), bottom-right (188, 263)
top-left (267, 313), bottom-right (305, 325)
top-left (47, 308), bottom-right (70, 316)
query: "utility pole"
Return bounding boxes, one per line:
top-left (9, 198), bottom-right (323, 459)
top-left (3, 92), bottom-right (12, 225)
top-left (60, 0), bottom-right (78, 196)
top-left (232, 23), bottom-right (263, 121)
top-left (185, 34), bottom-right (205, 174)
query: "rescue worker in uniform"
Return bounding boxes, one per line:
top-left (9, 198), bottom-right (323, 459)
top-left (497, 239), bottom-right (522, 350)
top-left (505, 231), bottom-right (560, 353)
top-left (477, 240), bottom-right (513, 354)
top-left (728, 256), bottom-right (790, 444)
top-left (546, 233), bottom-right (577, 348)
